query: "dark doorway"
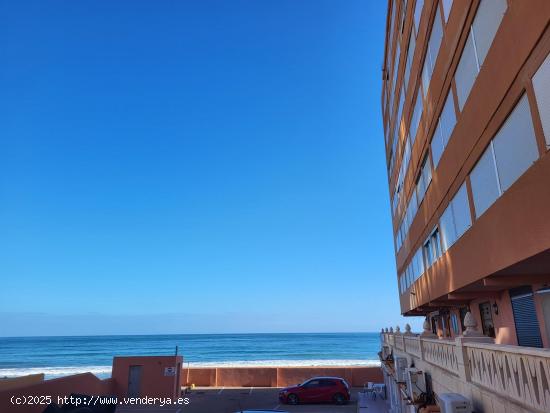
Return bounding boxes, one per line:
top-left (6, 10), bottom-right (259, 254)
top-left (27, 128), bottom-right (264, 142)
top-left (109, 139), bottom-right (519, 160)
top-left (127, 365), bottom-right (142, 397)
top-left (479, 302), bottom-right (495, 338)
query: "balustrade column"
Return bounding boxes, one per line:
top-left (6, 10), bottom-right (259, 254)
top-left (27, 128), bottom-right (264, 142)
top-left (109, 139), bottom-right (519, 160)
top-left (454, 312), bottom-right (493, 382)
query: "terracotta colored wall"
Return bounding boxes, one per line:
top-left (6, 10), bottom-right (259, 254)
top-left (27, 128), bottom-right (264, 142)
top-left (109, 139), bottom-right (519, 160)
top-left (277, 367), bottom-right (351, 387)
top-left (0, 373), bottom-right (113, 413)
top-left (0, 374), bottom-right (44, 392)
top-left (111, 356), bottom-right (182, 399)
top-left (469, 292), bottom-right (519, 346)
top-left (215, 368), bottom-right (277, 387)
top-left (181, 366), bottom-right (382, 387)
top-left (184, 367), bottom-right (217, 386)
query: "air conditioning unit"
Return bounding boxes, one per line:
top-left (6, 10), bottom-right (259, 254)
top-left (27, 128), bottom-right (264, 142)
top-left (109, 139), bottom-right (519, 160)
top-left (439, 393), bottom-right (472, 413)
top-left (405, 367), bottom-right (426, 402)
top-left (394, 356), bottom-right (408, 382)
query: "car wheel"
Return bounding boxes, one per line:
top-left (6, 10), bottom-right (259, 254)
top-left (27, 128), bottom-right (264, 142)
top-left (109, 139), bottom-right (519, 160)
top-left (287, 393), bottom-right (299, 405)
top-left (333, 393), bottom-right (346, 405)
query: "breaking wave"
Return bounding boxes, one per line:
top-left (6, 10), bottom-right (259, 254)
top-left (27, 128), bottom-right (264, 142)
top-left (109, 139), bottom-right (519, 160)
top-left (0, 359), bottom-right (380, 379)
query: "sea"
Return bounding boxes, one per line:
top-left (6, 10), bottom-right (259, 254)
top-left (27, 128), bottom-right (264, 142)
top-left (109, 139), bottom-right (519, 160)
top-left (0, 333), bottom-right (381, 379)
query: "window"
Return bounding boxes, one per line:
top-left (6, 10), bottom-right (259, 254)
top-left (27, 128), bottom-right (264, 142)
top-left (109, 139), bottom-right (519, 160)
top-left (470, 144), bottom-right (500, 218)
top-left (401, 137), bottom-right (412, 180)
top-left (492, 95), bottom-right (539, 191)
top-left (390, 86), bottom-right (405, 173)
top-left (532, 52), bottom-right (550, 147)
top-left (389, 43), bottom-right (401, 115)
top-left (455, 32), bottom-right (478, 110)
top-left (405, 192), bottom-right (418, 229)
top-left (419, 5), bottom-right (443, 97)
top-left (404, 32), bottom-right (416, 88)
top-left (394, 86), bottom-right (405, 144)
top-left (399, 246), bottom-right (425, 294)
top-left (439, 204), bottom-right (456, 252)
top-left (421, 56), bottom-right (430, 98)
top-left (415, 154), bottom-right (432, 204)
top-left (388, 0), bottom-right (397, 68)
top-left (423, 236), bottom-right (433, 267)
top-left (470, 95), bottom-right (539, 218)
top-left (431, 89), bottom-right (457, 167)
top-left (413, 0), bottom-right (423, 33)
top-left (431, 229), bottom-right (441, 261)
top-left (410, 90), bottom-right (423, 144)
top-left (426, 7), bottom-right (443, 78)
top-left (472, 0), bottom-right (507, 65)
top-left (423, 228), bottom-right (441, 268)
top-left (442, 0), bottom-right (453, 22)
top-left (439, 183), bottom-right (471, 251)
top-left (392, 186), bottom-right (400, 216)
top-left (400, 0), bottom-right (408, 33)
top-left (452, 183), bottom-right (471, 240)
top-left (454, 0), bottom-right (507, 110)
top-left (413, 247), bottom-right (424, 280)
top-left (396, 189), bottom-right (418, 252)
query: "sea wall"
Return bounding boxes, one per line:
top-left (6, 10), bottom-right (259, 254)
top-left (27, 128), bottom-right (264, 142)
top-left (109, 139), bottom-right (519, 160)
top-left (0, 374), bottom-right (45, 392)
top-left (0, 373), bottom-right (114, 413)
top-left (182, 366), bottom-right (383, 387)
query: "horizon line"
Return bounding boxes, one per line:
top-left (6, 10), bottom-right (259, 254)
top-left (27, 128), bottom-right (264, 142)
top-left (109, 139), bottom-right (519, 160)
top-left (0, 331), bottom-right (383, 339)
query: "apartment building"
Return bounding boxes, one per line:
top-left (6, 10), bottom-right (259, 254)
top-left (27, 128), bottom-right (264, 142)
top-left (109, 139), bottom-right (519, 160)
top-left (382, 0), bottom-right (550, 347)
top-left (379, 1), bottom-right (550, 411)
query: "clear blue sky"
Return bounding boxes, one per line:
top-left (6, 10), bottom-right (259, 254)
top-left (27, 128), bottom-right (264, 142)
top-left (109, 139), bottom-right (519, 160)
top-left (0, 0), bottom-right (422, 336)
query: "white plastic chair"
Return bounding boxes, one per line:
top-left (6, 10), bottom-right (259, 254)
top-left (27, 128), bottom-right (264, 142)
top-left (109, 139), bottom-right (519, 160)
top-left (363, 381), bottom-right (376, 400)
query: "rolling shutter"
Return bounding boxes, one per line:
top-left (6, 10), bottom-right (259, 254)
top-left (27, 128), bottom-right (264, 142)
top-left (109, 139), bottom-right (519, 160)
top-left (510, 287), bottom-right (543, 348)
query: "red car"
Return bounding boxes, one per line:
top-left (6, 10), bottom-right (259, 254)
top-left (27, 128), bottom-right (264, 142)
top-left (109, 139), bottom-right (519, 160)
top-left (278, 377), bottom-right (351, 405)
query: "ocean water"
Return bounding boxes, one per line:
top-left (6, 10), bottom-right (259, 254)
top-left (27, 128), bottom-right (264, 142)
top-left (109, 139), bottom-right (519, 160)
top-left (0, 333), bottom-right (381, 379)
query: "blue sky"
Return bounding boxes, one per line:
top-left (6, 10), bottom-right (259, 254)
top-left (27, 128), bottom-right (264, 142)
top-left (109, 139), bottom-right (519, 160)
top-left (0, 0), bottom-right (422, 336)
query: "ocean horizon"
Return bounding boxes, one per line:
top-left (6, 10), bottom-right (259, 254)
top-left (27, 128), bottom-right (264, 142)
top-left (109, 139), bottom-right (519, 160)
top-left (0, 332), bottom-right (382, 379)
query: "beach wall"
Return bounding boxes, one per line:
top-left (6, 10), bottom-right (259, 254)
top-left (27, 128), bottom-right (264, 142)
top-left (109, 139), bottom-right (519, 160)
top-left (0, 374), bottom-right (44, 392)
top-left (182, 366), bottom-right (383, 387)
top-left (0, 373), bottom-right (114, 413)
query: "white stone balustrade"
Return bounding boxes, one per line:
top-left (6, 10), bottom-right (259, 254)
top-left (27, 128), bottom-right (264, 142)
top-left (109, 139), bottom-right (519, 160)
top-left (465, 342), bottom-right (550, 412)
top-left (380, 317), bottom-right (550, 413)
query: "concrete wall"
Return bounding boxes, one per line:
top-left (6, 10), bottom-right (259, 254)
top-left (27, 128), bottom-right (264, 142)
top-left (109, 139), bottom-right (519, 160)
top-left (0, 374), bottom-right (44, 392)
top-left (0, 373), bottom-right (113, 413)
top-left (181, 366), bottom-right (383, 387)
top-left (111, 355), bottom-right (183, 399)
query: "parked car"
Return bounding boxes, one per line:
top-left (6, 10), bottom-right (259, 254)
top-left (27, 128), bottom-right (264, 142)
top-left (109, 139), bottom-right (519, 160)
top-left (279, 376), bottom-right (351, 405)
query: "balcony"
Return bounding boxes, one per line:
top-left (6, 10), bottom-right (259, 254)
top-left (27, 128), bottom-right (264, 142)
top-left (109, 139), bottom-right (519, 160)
top-left (380, 322), bottom-right (550, 413)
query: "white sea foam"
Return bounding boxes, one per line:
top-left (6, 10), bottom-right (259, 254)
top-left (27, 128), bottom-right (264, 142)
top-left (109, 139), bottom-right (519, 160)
top-left (0, 359), bottom-right (380, 379)
top-left (183, 359), bottom-right (382, 368)
top-left (0, 366), bottom-right (112, 379)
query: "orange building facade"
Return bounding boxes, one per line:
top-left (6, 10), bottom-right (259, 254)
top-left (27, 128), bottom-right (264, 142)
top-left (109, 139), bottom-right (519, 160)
top-left (382, 0), bottom-right (550, 346)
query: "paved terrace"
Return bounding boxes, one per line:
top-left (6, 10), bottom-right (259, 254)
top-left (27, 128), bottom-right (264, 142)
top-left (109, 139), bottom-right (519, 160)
top-left (116, 387), bottom-right (389, 413)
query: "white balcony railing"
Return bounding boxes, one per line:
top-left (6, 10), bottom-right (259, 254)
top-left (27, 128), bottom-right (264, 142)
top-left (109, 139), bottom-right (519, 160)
top-left (422, 337), bottom-right (460, 375)
top-left (381, 331), bottom-right (550, 413)
top-left (465, 342), bottom-right (550, 412)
